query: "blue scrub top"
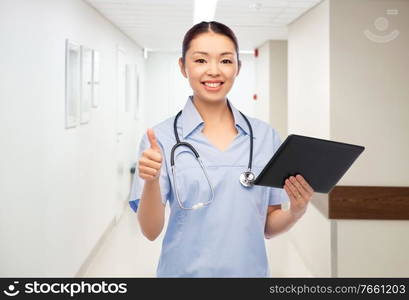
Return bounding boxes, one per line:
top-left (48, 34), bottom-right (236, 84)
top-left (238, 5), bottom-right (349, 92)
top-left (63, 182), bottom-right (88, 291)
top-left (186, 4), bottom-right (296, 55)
top-left (129, 95), bottom-right (289, 277)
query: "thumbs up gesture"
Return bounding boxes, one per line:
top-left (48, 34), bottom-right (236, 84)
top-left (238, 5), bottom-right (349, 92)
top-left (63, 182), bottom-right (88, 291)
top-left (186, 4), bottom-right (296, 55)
top-left (138, 128), bottom-right (163, 181)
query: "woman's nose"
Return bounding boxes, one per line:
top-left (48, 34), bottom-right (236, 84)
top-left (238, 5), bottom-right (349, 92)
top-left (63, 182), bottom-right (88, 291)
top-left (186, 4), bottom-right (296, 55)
top-left (206, 61), bottom-right (220, 76)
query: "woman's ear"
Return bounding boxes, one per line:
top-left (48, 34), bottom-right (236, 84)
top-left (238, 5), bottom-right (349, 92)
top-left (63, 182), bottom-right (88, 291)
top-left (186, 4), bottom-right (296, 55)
top-left (179, 57), bottom-right (187, 78)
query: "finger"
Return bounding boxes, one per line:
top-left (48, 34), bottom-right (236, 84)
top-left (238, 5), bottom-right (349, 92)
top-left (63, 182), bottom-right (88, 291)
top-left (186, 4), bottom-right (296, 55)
top-left (143, 148), bottom-right (162, 163)
top-left (289, 176), bottom-right (309, 199)
top-left (284, 184), bottom-right (297, 204)
top-left (286, 179), bottom-right (310, 212)
top-left (147, 128), bottom-right (160, 152)
top-left (139, 165), bottom-right (159, 177)
top-left (139, 173), bottom-right (155, 181)
top-left (139, 157), bottom-right (161, 170)
top-left (292, 176), bottom-right (312, 208)
top-left (286, 178), bottom-right (303, 201)
top-left (296, 174), bottom-right (314, 194)
top-left (284, 179), bottom-right (300, 203)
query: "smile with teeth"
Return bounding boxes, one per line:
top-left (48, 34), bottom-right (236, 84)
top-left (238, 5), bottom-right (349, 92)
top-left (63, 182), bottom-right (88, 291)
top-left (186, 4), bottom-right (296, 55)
top-left (202, 82), bottom-right (224, 88)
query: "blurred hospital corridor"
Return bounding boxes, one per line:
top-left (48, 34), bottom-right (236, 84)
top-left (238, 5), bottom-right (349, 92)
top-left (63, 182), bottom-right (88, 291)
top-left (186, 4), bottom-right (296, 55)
top-left (1, 0), bottom-right (408, 278)
top-left (80, 205), bottom-right (166, 277)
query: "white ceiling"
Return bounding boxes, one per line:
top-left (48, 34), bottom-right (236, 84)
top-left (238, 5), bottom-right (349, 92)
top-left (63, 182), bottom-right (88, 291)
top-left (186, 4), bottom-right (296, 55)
top-left (84, 0), bottom-right (322, 52)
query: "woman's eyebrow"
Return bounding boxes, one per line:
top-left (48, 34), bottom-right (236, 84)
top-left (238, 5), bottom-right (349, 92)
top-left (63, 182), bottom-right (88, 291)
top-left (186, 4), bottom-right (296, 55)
top-left (192, 51), bottom-right (234, 56)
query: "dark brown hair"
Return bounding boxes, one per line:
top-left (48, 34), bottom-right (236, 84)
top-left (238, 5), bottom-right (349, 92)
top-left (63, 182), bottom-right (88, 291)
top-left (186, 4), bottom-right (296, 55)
top-left (181, 21), bottom-right (240, 65)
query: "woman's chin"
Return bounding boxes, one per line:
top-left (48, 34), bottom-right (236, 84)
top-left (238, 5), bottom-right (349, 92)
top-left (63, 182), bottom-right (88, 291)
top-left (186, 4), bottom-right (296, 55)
top-left (195, 93), bottom-right (227, 103)
top-left (195, 88), bottom-right (231, 101)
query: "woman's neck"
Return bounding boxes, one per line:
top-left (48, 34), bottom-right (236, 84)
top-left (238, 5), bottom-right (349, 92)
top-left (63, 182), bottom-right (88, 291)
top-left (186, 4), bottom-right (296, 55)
top-left (192, 95), bottom-right (234, 127)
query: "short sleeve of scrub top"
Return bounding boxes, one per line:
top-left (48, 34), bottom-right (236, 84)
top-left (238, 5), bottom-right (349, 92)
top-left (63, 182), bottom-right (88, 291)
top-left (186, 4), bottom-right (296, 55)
top-left (128, 96), bottom-right (290, 277)
top-left (129, 133), bottom-right (172, 212)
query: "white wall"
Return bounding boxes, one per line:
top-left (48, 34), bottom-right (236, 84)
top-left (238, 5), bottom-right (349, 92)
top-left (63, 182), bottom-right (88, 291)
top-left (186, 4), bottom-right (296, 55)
top-left (254, 42), bottom-right (271, 123)
top-left (269, 40), bottom-right (288, 140)
top-left (337, 220), bottom-right (409, 277)
top-left (288, 0), bottom-right (330, 140)
top-left (228, 53), bottom-right (257, 117)
top-left (330, 0), bottom-right (409, 277)
top-left (281, 0), bottom-right (409, 278)
top-left (0, 0), bottom-right (145, 276)
top-left (330, 0), bottom-right (409, 187)
top-left (270, 202), bottom-right (331, 277)
top-left (144, 52), bottom-right (191, 128)
top-left (254, 40), bottom-right (288, 141)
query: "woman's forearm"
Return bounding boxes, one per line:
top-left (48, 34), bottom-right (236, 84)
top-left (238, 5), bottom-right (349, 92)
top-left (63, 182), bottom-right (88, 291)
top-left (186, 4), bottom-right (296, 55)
top-left (137, 179), bottom-right (165, 241)
top-left (264, 208), bottom-right (301, 239)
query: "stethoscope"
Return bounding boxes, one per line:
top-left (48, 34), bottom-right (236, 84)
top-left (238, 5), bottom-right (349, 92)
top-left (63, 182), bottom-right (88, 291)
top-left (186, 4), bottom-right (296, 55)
top-left (170, 100), bottom-right (255, 210)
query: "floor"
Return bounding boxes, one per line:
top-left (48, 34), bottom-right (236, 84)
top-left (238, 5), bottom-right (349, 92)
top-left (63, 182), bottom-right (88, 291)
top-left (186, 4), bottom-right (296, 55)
top-left (82, 205), bottom-right (170, 277)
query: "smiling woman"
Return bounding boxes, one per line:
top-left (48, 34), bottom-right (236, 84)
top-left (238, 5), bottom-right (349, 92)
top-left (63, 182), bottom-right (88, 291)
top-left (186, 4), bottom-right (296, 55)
top-left (129, 21), bottom-right (314, 278)
top-left (179, 22), bottom-right (241, 105)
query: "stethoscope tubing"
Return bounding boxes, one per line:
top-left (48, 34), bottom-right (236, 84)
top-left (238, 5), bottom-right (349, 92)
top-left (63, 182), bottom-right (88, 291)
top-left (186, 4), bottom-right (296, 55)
top-left (171, 102), bottom-right (253, 170)
top-left (170, 100), bottom-right (255, 209)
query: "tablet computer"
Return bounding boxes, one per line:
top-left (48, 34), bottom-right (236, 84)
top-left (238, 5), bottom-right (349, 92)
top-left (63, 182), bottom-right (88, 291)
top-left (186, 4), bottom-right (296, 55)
top-left (253, 134), bottom-right (365, 193)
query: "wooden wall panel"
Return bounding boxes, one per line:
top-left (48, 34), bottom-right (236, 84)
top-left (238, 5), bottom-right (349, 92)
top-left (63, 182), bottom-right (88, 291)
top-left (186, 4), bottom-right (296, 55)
top-left (326, 186), bottom-right (409, 220)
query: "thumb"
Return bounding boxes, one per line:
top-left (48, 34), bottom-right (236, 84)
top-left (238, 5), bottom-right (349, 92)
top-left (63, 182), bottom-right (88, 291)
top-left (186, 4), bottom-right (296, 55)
top-left (147, 128), bottom-right (160, 152)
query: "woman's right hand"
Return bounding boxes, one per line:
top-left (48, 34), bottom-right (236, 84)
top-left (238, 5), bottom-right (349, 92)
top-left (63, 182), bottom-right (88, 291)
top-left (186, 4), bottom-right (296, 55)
top-left (138, 128), bottom-right (163, 181)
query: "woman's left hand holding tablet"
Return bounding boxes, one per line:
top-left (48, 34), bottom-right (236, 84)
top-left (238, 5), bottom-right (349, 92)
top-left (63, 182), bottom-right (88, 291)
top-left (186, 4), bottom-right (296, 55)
top-left (283, 174), bottom-right (314, 220)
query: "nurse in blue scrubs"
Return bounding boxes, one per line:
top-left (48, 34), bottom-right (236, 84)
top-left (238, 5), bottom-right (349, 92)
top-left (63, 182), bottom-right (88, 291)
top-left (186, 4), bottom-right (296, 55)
top-left (129, 21), bottom-right (314, 277)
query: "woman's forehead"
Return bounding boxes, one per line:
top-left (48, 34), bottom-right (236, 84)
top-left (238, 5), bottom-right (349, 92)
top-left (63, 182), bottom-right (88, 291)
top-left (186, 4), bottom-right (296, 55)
top-left (188, 33), bottom-right (236, 54)
top-left (190, 50), bottom-right (234, 57)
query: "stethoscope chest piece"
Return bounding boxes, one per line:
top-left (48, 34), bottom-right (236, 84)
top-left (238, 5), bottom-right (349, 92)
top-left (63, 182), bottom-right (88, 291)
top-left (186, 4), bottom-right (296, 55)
top-left (240, 170), bottom-right (256, 187)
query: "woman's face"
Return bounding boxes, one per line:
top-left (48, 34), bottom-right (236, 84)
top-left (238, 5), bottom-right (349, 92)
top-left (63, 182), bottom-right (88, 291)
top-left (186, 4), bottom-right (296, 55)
top-left (179, 32), bottom-right (241, 103)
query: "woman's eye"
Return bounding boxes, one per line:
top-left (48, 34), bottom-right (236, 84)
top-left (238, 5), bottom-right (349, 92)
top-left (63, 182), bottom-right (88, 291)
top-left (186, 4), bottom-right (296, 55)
top-left (195, 59), bottom-right (206, 63)
top-left (222, 59), bottom-right (232, 64)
